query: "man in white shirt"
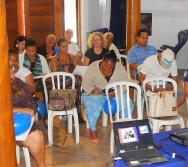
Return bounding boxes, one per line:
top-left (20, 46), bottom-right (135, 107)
top-left (139, 48), bottom-right (185, 107)
top-left (64, 29), bottom-right (83, 59)
top-left (103, 32), bottom-right (120, 54)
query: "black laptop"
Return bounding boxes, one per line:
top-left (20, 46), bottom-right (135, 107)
top-left (113, 119), bottom-right (168, 166)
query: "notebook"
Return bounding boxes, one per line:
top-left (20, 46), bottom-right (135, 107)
top-left (113, 119), bottom-right (168, 166)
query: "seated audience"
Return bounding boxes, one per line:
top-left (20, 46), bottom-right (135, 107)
top-left (10, 59), bottom-right (46, 167)
top-left (64, 29), bottom-right (83, 59)
top-left (183, 70), bottom-right (188, 98)
top-left (13, 35), bottom-right (27, 55)
top-left (9, 48), bottom-right (36, 94)
top-left (103, 32), bottom-right (119, 54)
top-left (139, 48), bottom-right (185, 107)
top-left (82, 50), bottom-right (134, 143)
top-left (37, 34), bottom-right (56, 60)
top-left (83, 32), bottom-right (108, 66)
top-left (127, 29), bottom-right (158, 79)
top-left (19, 37), bottom-right (50, 77)
top-left (50, 38), bottom-right (85, 123)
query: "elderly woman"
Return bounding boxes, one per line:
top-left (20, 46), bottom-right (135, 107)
top-left (9, 48), bottom-right (36, 94)
top-left (13, 35), bottom-right (27, 55)
top-left (83, 32), bottom-right (108, 66)
top-left (82, 50), bottom-right (134, 143)
top-left (37, 34), bottom-right (56, 60)
top-left (10, 59), bottom-right (45, 167)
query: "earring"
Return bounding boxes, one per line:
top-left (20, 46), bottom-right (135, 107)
top-left (16, 44), bottom-right (18, 48)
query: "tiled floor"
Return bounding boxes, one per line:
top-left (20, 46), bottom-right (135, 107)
top-left (18, 81), bottom-right (188, 167)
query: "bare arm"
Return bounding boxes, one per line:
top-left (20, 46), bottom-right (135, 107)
top-left (25, 73), bottom-right (36, 94)
top-left (184, 82), bottom-right (188, 98)
top-left (70, 54), bottom-right (83, 67)
top-left (50, 55), bottom-right (57, 72)
top-left (139, 72), bottom-right (152, 91)
top-left (76, 51), bottom-right (83, 59)
top-left (13, 108), bottom-right (34, 116)
top-left (129, 63), bottom-right (138, 71)
top-left (83, 56), bottom-right (90, 66)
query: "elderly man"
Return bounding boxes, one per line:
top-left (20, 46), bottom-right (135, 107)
top-left (64, 28), bottom-right (83, 59)
top-left (103, 32), bottom-right (119, 54)
top-left (127, 29), bottom-right (158, 79)
top-left (139, 48), bottom-right (185, 107)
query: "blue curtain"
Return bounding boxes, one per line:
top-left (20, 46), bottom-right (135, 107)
top-left (109, 0), bottom-right (126, 49)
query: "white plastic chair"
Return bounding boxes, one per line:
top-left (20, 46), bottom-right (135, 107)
top-left (116, 54), bottom-right (131, 80)
top-left (102, 54), bottom-right (136, 127)
top-left (43, 72), bottom-right (79, 145)
top-left (16, 145), bottom-right (31, 167)
top-left (143, 77), bottom-right (184, 133)
top-left (105, 81), bottom-right (143, 153)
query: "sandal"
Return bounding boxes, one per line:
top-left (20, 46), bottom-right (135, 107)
top-left (90, 137), bottom-right (99, 143)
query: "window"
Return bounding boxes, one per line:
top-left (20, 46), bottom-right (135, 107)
top-left (64, 0), bottom-right (77, 42)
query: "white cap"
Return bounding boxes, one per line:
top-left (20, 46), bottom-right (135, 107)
top-left (160, 49), bottom-right (174, 69)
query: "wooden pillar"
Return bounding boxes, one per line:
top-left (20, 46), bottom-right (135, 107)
top-left (126, 0), bottom-right (141, 99)
top-left (76, 0), bottom-right (81, 48)
top-left (0, 1), bottom-right (17, 166)
top-left (54, 0), bottom-right (64, 39)
top-left (126, 0), bottom-right (141, 54)
top-left (17, 0), bottom-right (25, 35)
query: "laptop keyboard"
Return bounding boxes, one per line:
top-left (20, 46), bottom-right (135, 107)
top-left (120, 149), bottom-right (163, 161)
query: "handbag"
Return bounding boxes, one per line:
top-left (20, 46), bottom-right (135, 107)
top-left (48, 89), bottom-right (77, 111)
top-left (148, 90), bottom-right (178, 118)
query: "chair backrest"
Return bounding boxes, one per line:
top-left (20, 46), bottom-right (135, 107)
top-left (42, 72), bottom-right (75, 105)
top-left (142, 77), bottom-right (177, 115)
top-left (105, 81), bottom-right (142, 124)
top-left (116, 54), bottom-right (131, 79)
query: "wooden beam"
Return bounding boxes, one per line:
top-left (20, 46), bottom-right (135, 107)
top-left (126, 0), bottom-right (141, 54)
top-left (76, 0), bottom-right (81, 48)
top-left (17, 0), bottom-right (25, 35)
top-left (0, 1), bottom-right (17, 166)
top-left (24, 0), bottom-right (31, 36)
top-left (54, 0), bottom-right (64, 39)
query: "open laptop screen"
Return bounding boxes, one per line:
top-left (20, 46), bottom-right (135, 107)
top-left (113, 119), bottom-right (153, 151)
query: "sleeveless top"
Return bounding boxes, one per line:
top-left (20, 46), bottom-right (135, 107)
top-left (56, 54), bottom-right (75, 73)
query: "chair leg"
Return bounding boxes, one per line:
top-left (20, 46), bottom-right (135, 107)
top-left (23, 147), bottom-right (31, 167)
top-left (73, 109), bottom-right (79, 144)
top-left (68, 114), bottom-right (72, 133)
top-left (110, 128), bottom-right (114, 154)
top-left (16, 145), bottom-right (20, 164)
top-left (102, 110), bottom-right (108, 127)
top-left (180, 117), bottom-right (185, 128)
top-left (152, 121), bottom-right (159, 133)
top-left (48, 111), bottom-right (53, 146)
top-left (86, 120), bottom-right (89, 129)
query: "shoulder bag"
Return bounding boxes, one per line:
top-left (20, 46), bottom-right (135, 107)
top-left (148, 90), bottom-right (178, 118)
top-left (48, 89), bottom-right (77, 111)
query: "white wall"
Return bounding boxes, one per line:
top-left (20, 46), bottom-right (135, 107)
top-left (81, 0), bottom-right (111, 54)
top-left (141, 0), bottom-right (188, 69)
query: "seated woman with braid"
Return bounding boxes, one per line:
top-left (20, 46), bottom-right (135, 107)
top-left (82, 50), bottom-right (134, 143)
top-left (10, 59), bottom-right (46, 167)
